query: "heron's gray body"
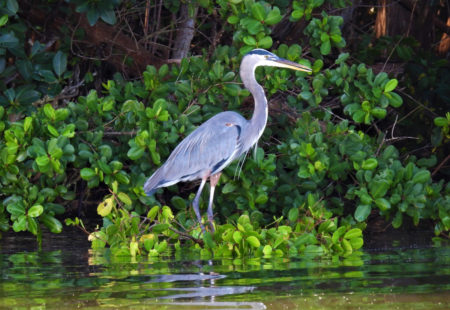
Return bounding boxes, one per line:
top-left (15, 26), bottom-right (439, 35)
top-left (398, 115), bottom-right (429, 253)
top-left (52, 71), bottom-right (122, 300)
top-left (143, 49), bottom-right (311, 231)
top-left (144, 111), bottom-right (249, 194)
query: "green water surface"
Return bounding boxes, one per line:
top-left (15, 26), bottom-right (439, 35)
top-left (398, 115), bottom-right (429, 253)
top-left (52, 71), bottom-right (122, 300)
top-left (0, 230), bottom-right (449, 309)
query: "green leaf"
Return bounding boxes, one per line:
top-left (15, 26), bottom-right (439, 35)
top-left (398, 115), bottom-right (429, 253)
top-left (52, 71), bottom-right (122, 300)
top-left (16, 59), bottom-right (32, 80)
top-left (320, 40), bottom-right (331, 55)
top-left (7, 203), bottom-right (25, 216)
top-left (36, 155), bottom-right (50, 167)
top-left (0, 15), bottom-right (8, 27)
top-left (117, 192), bottom-right (132, 206)
top-left (80, 168), bottom-right (96, 180)
top-left (288, 207), bottom-right (299, 222)
top-left (241, 18), bottom-right (263, 35)
top-left (434, 117), bottom-right (448, 127)
top-left (300, 91), bottom-right (312, 101)
top-left (291, 9), bottom-right (303, 20)
top-left (320, 32), bottom-right (329, 42)
top-left (392, 211), bottom-right (403, 228)
top-left (23, 116), bottom-right (32, 133)
top-left (265, 7), bottom-right (282, 25)
top-left (6, 0), bottom-right (19, 14)
top-left (41, 214), bottom-right (63, 233)
top-left (243, 36), bottom-right (257, 46)
top-left (147, 206), bottom-right (160, 221)
top-left (246, 236), bottom-right (261, 248)
top-left (47, 124), bottom-right (59, 137)
top-left (354, 204), bottom-right (371, 222)
top-left (0, 33), bottom-right (19, 48)
top-left (258, 36), bottom-right (272, 48)
top-left (255, 193), bottom-right (268, 204)
top-left (203, 232), bottom-right (215, 249)
top-left (318, 220), bottom-right (336, 234)
top-left (152, 223), bottom-right (170, 233)
top-left (412, 170), bottom-right (431, 184)
top-left (287, 45), bottom-right (302, 61)
top-left (371, 107), bottom-right (387, 119)
top-left (375, 198), bottom-right (391, 211)
top-left (251, 3), bottom-right (265, 21)
top-left (162, 206), bottom-right (174, 220)
top-left (369, 179), bottom-right (390, 199)
top-left (384, 79), bottom-right (398, 92)
top-left (38, 69), bottom-right (57, 83)
top-left (350, 237), bottom-right (363, 250)
top-left (43, 104), bottom-right (56, 120)
top-left (222, 183), bottom-right (236, 194)
top-left (344, 228), bottom-right (362, 239)
top-left (100, 9), bottom-right (116, 25)
top-left (53, 51), bottom-right (67, 77)
top-left (130, 239), bottom-right (138, 257)
top-left (342, 238), bottom-right (352, 254)
top-left (362, 158), bottom-right (378, 170)
top-left (227, 15), bottom-right (239, 24)
top-left (171, 196), bottom-right (186, 210)
top-left (97, 159), bottom-right (112, 174)
top-left (156, 240), bottom-right (168, 253)
top-left (27, 217), bottom-right (38, 235)
top-left (28, 204), bottom-right (44, 218)
top-left (86, 8), bottom-right (100, 26)
top-left (335, 53), bottom-right (349, 64)
top-left (262, 245), bottom-right (272, 255)
top-left (127, 146), bottom-right (145, 160)
top-left (13, 215), bottom-right (27, 232)
top-left (330, 34), bottom-right (342, 43)
top-left (233, 230), bottom-right (242, 244)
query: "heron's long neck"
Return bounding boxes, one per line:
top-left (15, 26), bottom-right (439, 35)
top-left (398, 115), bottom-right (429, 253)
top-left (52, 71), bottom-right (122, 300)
top-left (241, 72), bottom-right (268, 151)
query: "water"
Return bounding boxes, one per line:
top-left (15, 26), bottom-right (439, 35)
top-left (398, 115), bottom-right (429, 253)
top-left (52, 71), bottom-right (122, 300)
top-left (0, 227), bottom-right (449, 309)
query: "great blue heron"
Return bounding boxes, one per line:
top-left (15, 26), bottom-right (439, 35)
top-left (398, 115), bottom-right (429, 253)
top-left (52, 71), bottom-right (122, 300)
top-left (144, 49), bottom-right (311, 232)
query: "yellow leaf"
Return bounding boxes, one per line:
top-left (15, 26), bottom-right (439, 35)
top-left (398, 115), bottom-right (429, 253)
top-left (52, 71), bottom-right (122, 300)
top-left (97, 197), bottom-right (114, 217)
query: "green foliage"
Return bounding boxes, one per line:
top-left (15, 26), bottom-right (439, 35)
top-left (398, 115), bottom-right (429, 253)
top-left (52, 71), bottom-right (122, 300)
top-left (84, 200), bottom-right (364, 258)
top-left (304, 12), bottom-right (346, 58)
top-left (0, 0), bottom-right (448, 258)
top-left (433, 112), bottom-right (450, 147)
top-left (223, 0), bottom-right (282, 54)
top-left (291, 0), bottom-right (351, 21)
top-left (0, 0), bottom-right (72, 112)
top-left (68, 0), bottom-right (120, 25)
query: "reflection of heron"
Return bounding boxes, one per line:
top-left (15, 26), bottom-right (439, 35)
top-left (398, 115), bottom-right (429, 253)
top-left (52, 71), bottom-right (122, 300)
top-left (144, 49), bottom-right (311, 231)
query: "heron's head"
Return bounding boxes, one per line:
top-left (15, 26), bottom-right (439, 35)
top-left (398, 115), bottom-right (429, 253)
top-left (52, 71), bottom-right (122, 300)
top-left (241, 48), bottom-right (312, 74)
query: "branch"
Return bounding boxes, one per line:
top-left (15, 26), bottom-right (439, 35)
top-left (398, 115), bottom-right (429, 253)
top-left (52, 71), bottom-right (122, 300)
top-left (432, 154), bottom-right (450, 177)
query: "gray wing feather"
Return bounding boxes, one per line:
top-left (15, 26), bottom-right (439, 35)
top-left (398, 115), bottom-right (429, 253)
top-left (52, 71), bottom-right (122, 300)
top-left (144, 111), bottom-right (247, 194)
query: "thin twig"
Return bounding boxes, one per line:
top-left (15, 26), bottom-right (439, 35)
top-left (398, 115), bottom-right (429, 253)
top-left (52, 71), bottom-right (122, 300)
top-left (102, 130), bottom-right (137, 136)
top-left (144, 0), bottom-right (150, 49)
top-left (152, 220), bottom-right (204, 247)
top-left (432, 154), bottom-right (450, 176)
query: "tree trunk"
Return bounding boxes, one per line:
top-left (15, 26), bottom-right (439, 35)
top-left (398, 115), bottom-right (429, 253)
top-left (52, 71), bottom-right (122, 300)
top-left (172, 3), bottom-right (198, 59)
top-left (374, 0), bottom-right (437, 49)
top-left (438, 17), bottom-right (450, 55)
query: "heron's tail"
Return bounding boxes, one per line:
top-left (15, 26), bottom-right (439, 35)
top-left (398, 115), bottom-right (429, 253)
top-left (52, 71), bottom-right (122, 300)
top-left (143, 168), bottom-right (163, 196)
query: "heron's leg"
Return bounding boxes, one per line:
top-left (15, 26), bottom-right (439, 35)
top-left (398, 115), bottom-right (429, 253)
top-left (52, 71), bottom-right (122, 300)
top-left (207, 172), bottom-right (222, 232)
top-left (193, 178), bottom-right (207, 231)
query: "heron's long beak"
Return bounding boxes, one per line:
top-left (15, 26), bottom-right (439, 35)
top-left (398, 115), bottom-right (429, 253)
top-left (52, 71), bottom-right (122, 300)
top-left (273, 57), bottom-right (312, 73)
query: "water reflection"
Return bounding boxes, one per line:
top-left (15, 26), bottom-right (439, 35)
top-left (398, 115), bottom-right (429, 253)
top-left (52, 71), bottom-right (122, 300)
top-left (0, 229), bottom-right (449, 309)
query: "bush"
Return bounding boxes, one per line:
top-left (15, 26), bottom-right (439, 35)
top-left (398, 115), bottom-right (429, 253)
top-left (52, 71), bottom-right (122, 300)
top-left (0, 0), bottom-right (448, 256)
